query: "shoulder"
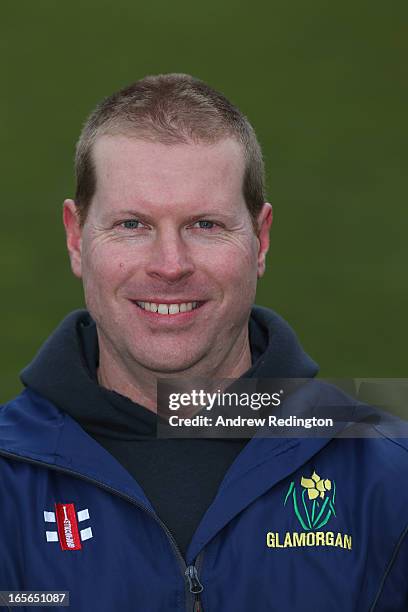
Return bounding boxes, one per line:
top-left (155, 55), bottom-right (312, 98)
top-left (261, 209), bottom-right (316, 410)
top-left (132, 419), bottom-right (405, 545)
top-left (302, 380), bottom-right (408, 482)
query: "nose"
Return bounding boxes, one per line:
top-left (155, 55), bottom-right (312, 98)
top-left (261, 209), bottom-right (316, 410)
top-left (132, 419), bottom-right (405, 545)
top-left (145, 227), bottom-right (195, 283)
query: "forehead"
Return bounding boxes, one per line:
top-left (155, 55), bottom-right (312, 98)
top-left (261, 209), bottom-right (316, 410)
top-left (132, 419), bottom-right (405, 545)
top-left (91, 135), bottom-right (246, 213)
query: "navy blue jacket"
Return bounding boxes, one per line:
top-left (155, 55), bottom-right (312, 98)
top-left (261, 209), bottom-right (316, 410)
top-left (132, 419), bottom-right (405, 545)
top-left (1, 377), bottom-right (408, 610)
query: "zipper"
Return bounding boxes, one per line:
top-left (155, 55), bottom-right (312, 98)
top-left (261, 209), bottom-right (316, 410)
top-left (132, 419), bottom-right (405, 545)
top-left (0, 450), bottom-right (204, 611)
top-left (185, 564), bottom-right (204, 611)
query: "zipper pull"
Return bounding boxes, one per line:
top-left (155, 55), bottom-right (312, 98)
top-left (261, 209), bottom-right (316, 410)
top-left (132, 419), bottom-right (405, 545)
top-left (185, 565), bottom-right (204, 594)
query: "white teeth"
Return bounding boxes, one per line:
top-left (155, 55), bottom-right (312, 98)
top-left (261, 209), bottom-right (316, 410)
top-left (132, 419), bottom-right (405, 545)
top-left (136, 301), bottom-right (201, 315)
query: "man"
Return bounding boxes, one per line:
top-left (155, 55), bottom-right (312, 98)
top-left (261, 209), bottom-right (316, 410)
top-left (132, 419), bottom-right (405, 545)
top-left (0, 74), bottom-right (407, 611)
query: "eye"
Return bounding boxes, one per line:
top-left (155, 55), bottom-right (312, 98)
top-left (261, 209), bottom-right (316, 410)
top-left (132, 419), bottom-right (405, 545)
top-left (120, 219), bottom-right (145, 230)
top-left (192, 220), bottom-right (217, 230)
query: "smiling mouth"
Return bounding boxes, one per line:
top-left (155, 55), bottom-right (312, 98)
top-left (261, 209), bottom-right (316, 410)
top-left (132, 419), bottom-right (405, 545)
top-left (133, 301), bottom-right (205, 315)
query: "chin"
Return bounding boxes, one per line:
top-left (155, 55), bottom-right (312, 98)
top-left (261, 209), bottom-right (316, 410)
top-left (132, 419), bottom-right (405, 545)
top-left (133, 350), bottom-right (203, 375)
top-left (142, 360), bottom-right (197, 374)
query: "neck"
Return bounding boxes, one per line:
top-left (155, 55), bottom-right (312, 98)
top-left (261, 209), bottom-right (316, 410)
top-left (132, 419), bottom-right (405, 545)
top-left (97, 329), bottom-right (252, 412)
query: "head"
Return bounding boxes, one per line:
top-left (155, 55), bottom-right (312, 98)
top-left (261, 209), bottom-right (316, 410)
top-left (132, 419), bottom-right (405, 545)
top-left (64, 74), bottom-right (272, 379)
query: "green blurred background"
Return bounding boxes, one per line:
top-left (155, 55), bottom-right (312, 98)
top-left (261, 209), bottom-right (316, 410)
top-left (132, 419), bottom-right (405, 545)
top-left (1, 1), bottom-right (407, 402)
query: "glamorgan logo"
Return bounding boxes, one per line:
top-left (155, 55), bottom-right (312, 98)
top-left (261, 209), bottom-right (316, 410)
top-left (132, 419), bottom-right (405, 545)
top-left (266, 471), bottom-right (352, 550)
top-left (285, 470), bottom-right (336, 531)
top-left (44, 503), bottom-right (93, 551)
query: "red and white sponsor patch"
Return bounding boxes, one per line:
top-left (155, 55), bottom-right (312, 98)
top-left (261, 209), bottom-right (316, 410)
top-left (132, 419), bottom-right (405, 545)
top-left (55, 503), bottom-right (82, 551)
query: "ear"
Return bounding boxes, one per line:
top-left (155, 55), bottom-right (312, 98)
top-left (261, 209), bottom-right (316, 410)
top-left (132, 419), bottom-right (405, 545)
top-left (256, 203), bottom-right (273, 278)
top-left (63, 199), bottom-right (83, 278)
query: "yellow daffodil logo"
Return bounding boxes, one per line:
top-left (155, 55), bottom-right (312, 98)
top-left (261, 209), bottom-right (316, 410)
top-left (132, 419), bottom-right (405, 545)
top-left (284, 471), bottom-right (336, 531)
top-left (301, 472), bottom-right (331, 500)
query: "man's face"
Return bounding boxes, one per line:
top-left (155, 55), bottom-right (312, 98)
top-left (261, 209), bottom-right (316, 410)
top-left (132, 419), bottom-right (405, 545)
top-left (64, 135), bottom-right (272, 374)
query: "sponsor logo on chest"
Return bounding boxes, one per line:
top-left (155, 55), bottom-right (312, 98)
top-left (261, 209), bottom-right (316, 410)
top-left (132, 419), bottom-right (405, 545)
top-left (43, 503), bottom-right (93, 551)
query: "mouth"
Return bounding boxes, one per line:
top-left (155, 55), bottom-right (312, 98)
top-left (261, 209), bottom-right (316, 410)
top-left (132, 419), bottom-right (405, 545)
top-left (132, 300), bottom-right (206, 316)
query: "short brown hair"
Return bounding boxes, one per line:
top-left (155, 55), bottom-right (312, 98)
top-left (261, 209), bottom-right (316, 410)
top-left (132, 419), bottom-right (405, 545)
top-left (74, 73), bottom-right (266, 233)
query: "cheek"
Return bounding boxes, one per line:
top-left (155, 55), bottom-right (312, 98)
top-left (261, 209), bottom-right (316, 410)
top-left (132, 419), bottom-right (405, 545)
top-left (81, 247), bottom-right (129, 298)
top-left (201, 241), bottom-right (258, 301)
top-left (206, 237), bottom-right (258, 277)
